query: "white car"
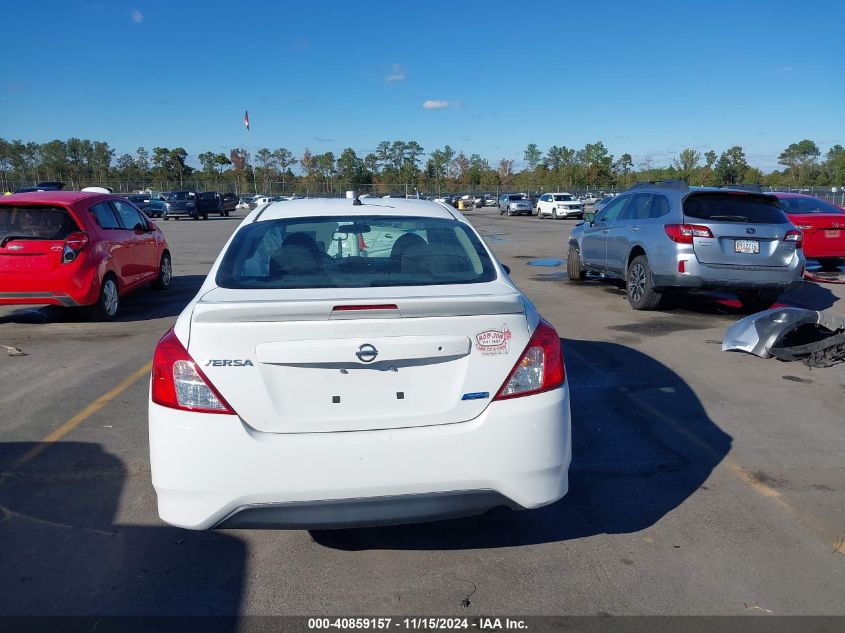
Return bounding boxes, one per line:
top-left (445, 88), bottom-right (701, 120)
top-left (536, 193), bottom-right (585, 219)
top-left (580, 193), bottom-right (600, 205)
top-left (149, 198), bottom-right (572, 529)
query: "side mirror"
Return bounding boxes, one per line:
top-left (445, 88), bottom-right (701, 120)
top-left (133, 223), bottom-right (147, 234)
top-left (584, 211), bottom-right (596, 224)
top-left (501, 264), bottom-right (511, 275)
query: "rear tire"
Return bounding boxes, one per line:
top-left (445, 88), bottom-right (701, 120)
top-left (153, 252), bottom-right (172, 290)
top-left (626, 255), bottom-right (662, 310)
top-left (737, 289), bottom-right (780, 313)
top-left (88, 275), bottom-right (120, 321)
top-left (567, 245), bottom-right (587, 282)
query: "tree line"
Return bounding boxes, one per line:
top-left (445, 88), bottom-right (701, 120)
top-left (1, 136), bottom-right (843, 195)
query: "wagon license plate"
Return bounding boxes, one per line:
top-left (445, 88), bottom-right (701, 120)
top-left (734, 239), bottom-right (759, 254)
top-left (826, 230), bottom-right (840, 238)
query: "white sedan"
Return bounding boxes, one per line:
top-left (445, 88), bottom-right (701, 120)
top-left (149, 198), bottom-right (571, 529)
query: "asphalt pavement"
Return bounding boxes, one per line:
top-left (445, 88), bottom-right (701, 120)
top-left (0, 205), bottom-right (843, 617)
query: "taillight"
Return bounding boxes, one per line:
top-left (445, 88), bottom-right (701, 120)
top-left (62, 231), bottom-right (89, 263)
top-left (151, 329), bottom-right (236, 414)
top-left (494, 320), bottom-right (565, 400)
top-left (664, 224), bottom-right (714, 244)
top-left (784, 229), bottom-right (803, 248)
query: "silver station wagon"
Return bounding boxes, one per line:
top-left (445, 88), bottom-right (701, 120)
top-left (567, 181), bottom-right (805, 311)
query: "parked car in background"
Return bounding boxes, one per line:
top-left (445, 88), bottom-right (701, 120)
top-left (145, 198), bottom-right (167, 218)
top-left (771, 192), bottom-right (845, 270)
top-left (498, 193), bottom-right (533, 216)
top-left (593, 195), bottom-right (616, 214)
top-left (484, 194), bottom-right (498, 207)
top-left (148, 197), bottom-right (570, 529)
top-left (221, 193), bottom-right (239, 216)
top-left (127, 193), bottom-right (151, 211)
top-left (198, 192), bottom-right (224, 217)
top-left (251, 195), bottom-right (274, 208)
top-left (14, 181), bottom-right (66, 194)
top-left (0, 191), bottom-right (171, 320)
top-left (162, 190), bottom-right (204, 220)
top-left (568, 181), bottom-right (805, 311)
top-left (537, 193), bottom-right (585, 219)
top-left (580, 193), bottom-right (600, 205)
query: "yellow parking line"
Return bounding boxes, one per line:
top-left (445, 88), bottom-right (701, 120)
top-left (14, 362), bottom-right (152, 467)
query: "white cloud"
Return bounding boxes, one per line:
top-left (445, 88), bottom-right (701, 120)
top-left (131, 9), bottom-right (143, 23)
top-left (779, 66), bottom-right (794, 73)
top-left (422, 99), bottom-right (459, 110)
top-left (386, 64), bottom-right (406, 83)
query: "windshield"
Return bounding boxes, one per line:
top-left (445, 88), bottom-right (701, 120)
top-left (683, 193), bottom-right (788, 224)
top-left (554, 195), bottom-right (574, 202)
top-left (167, 191), bottom-right (194, 201)
top-left (778, 196), bottom-right (844, 215)
top-left (216, 215), bottom-right (497, 289)
top-left (509, 195), bottom-right (525, 201)
top-left (0, 205), bottom-right (80, 242)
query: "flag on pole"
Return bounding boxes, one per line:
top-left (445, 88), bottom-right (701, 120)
top-left (244, 110), bottom-right (250, 131)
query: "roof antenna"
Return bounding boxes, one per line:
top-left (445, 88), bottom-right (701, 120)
top-left (352, 191), bottom-right (364, 206)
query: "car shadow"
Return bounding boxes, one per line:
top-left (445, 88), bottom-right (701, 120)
top-left (0, 441), bottom-right (246, 618)
top-left (0, 274), bottom-right (207, 324)
top-left (311, 338), bottom-right (732, 551)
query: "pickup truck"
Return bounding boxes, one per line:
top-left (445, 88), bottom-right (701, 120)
top-left (220, 192), bottom-right (238, 216)
top-left (162, 190), bottom-right (204, 220)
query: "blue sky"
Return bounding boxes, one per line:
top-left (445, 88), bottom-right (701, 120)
top-left (2, 0), bottom-right (844, 171)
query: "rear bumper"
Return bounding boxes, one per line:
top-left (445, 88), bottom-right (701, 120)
top-left (0, 266), bottom-right (100, 307)
top-left (149, 385), bottom-right (571, 530)
top-left (0, 291), bottom-right (80, 307)
top-left (652, 253), bottom-right (805, 291)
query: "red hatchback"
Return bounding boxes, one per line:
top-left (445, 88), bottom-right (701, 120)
top-left (771, 192), bottom-right (845, 270)
top-left (0, 191), bottom-right (171, 320)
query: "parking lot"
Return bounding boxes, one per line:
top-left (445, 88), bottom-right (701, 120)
top-left (1, 205), bottom-right (843, 616)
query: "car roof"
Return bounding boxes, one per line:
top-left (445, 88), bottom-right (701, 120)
top-left (0, 191), bottom-right (112, 206)
top-left (768, 191), bottom-right (812, 199)
top-left (255, 197), bottom-right (458, 221)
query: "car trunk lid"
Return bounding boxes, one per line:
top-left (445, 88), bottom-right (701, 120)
top-left (683, 192), bottom-right (797, 267)
top-left (188, 285), bottom-right (529, 433)
top-left (0, 205), bottom-right (78, 274)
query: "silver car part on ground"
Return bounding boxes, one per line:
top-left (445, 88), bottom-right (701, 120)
top-left (722, 307), bottom-right (845, 365)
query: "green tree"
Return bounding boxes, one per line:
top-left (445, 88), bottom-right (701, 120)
top-left (198, 151), bottom-right (218, 175)
top-left (778, 139), bottom-right (820, 185)
top-left (714, 146), bottom-right (750, 184)
top-left (523, 144), bottom-right (542, 170)
top-left (674, 148), bottom-right (701, 181)
top-left (825, 145), bottom-right (845, 184)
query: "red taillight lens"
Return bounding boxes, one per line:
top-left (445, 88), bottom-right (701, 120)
top-left (784, 229), bottom-right (803, 248)
top-left (151, 329), bottom-right (236, 414)
top-left (494, 320), bottom-right (565, 400)
top-left (664, 224), bottom-right (714, 244)
top-left (64, 231), bottom-right (89, 251)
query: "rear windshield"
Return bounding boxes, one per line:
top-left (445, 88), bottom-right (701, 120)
top-left (216, 215), bottom-right (497, 289)
top-left (777, 196), bottom-right (844, 215)
top-left (683, 193), bottom-right (788, 224)
top-left (0, 205), bottom-right (80, 243)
